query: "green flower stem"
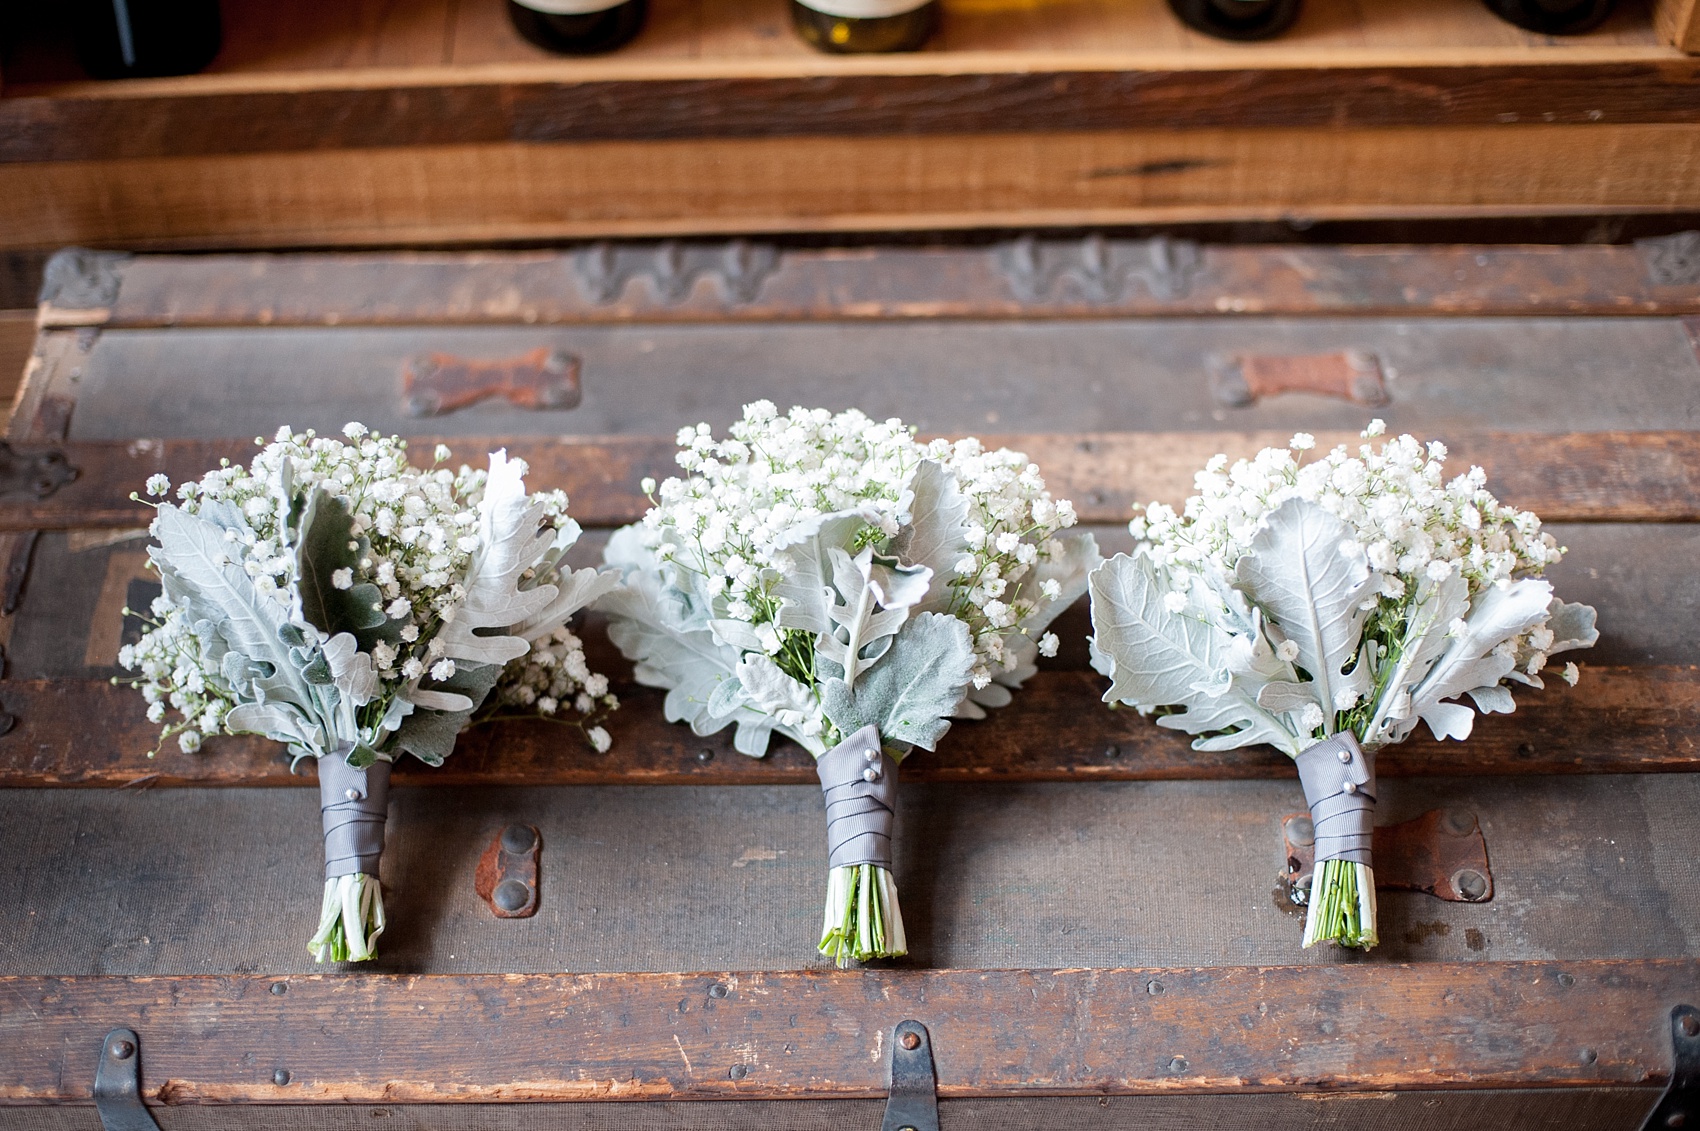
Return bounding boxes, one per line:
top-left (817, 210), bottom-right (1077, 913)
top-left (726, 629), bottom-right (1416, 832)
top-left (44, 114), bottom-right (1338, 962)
top-left (1302, 859), bottom-right (1378, 950)
top-left (308, 873), bottom-right (386, 963)
top-left (818, 863), bottom-right (907, 967)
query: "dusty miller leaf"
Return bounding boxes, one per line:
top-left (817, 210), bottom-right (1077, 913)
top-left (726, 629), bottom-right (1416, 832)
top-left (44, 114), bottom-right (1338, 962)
top-left (820, 612), bottom-right (973, 753)
top-left (294, 489), bottom-right (394, 652)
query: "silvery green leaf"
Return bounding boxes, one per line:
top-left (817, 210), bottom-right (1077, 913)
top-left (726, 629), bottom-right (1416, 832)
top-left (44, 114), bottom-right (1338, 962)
top-left (817, 546), bottom-right (929, 688)
top-left (771, 512), bottom-right (868, 635)
top-left (434, 451), bottom-right (563, 667)
top-left (1088, 551), bottom-right (1298, 755)
top-left (888, 460), bottom-right (972, 613)
top-left (820, 612), bottom-right (973, 753)
top-left (1019, 530), bottom-right (1101, 634)
top-left (1404, 577), bottom-right (1554, 743)
top-left (1362, 569), bottom-right (1470, 747)
top-left (1467, 685), bottom-right (1516, 714)
top-left (392, 661), bottom-right (502, 766)
top-left (736, 653), bottom-right (817, 718)
top-left (321, 632), bottom-right (380, 707)
top-left (225, 702), bottom-right (313, 746)
top-left (705, 671), bottom-right (750, 719)
top-left (295, 489), bottom-right (392, 651)
top-left (1546, 600), bottom-right (1600, 655)
top-left (508, 565), bottom-right (620, 645)
top-left (1256, 681), bottom-right (1317, 714)
top-left (1234, 498), bottom-right (1375, 719)
top-left (709, 619), bottom-right (768, 654)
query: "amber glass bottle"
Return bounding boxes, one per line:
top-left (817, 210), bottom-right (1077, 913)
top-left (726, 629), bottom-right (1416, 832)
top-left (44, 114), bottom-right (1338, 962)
top-left (790, 0), bottom-right (939, 54)
top-left (1166, 0), bottom-right (1301, 40)
top-left (1482, 0), bottom-right (1613, 34)
top-left (507, 0), bottom-right (648, 55)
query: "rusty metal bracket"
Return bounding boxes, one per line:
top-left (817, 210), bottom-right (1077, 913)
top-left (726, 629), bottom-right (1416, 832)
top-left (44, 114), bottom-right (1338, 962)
top-left (882, 1021), bottom-right (939, 1131)
top-left (94, 1028), bottom-right (161, 1131)
top-left (1211, 349), bottom-right (1390, 408)
top-left (475, 823), bottom-right (540, 918)
top-left (1638, 1005), bottom-right (1700, 1131)
top-left (403, 348), bottom-right (581, 417)
top-left (38, 247), bottom-right (130, 327)
top-left (996, 234), bottom-right (1200, 303)
top-left (0, 442), bottom-right (77, 501)
top-left (574, 239), bottom-right (779, 304)
top-left (1282, 808), bottom-right (1492, 903)
top-left (1637, 231), bottom-right (1700, 287)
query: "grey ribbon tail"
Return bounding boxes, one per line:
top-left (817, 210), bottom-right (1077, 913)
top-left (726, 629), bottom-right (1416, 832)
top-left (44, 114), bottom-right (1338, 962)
top-left (319, 748), bottom-right (391, 880)
top-left (816, 724), bottom-right (898, 871)
top-left (1294, 732), bottom-right (1376, 867)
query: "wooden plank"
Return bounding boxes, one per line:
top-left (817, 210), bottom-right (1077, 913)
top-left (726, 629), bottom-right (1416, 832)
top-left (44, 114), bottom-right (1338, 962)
top-left (0, 961), bottom-right (1691, 1103)
top-left (1657, 0), bottom-right (1700, 52)
top-left (5, 125), bottom-right (1700, 251)
top-left (76, 244), bottom-right (1700, 328)
top-left (1, 663), bottom-right (1690, 788)
top-left (5, 430), bottom-right (1697, 532)
top-left (6, 60), bottom-right (1700, 164)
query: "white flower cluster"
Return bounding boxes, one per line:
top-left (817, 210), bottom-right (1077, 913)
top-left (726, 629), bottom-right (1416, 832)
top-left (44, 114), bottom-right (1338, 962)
top-left (644, 401), bottom-right (1078, 689)
top-left (1131, 421), bottom-right (1566, 682)
top-left (489, 625), bottom-right (617, 752)
top-left (119, 425), bottom-right (615, 754)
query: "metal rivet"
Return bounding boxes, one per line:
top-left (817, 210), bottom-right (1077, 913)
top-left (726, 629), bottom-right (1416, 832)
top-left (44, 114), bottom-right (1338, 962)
top-left (729, 1064), bottom-right (748, 1080)
top-left (109, 1040), bottom-right (135, 1060)
top-left (1103, 744), bottom-right (1120, 759)
top-left (269, 982), bottom-right (287, 996)
top-left (1147, 980), bottom-right (1165, 995)
top-left (344, 788), bottom-right (361, 801)
top-left (1581, 1047), bottom-right (1598, 1065)
top-left (1451, 869), bottom-right (1488, 901)
top-left (493, 880), bottom-right (530, 912)
top-left (1342, 781), bottom-right (1357, 795)
top-left (862, 767), bottom-right (881, 783)
top-left (1285, 817), bottom-right (1315, 847)
top-left (1683, 1015), bottom-right (1700, 1038)
top-left (696, 749), bottom-right (714, 764)
top-left (1518, 742), bottom-right (1537, 759)
top-left (1168, 1056), bottom-right (1189, 1073)
top-left (1440, 809), bottom-right (1476, 837)
top-left (901, 1032), bottom-right (921, 1050)
top-left (708, 983), bottom-right (729, 999)
top-left (500, 824), bottom-right (537, 854)
top-left (274, 1069), bottom-right (292, 1086)
top-left (1336, 748), bottom-right (1352, 764)
top-left (1558, 973), bottom-right (1576, 988)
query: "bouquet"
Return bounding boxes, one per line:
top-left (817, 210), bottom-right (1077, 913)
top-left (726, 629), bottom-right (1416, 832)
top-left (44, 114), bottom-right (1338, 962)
top-left (600, 402), bottom-right (1098, 964)
top-left (119, 425), bottom-right (620, 962)
top-left (1088, 422), bottom-right (1596, 949)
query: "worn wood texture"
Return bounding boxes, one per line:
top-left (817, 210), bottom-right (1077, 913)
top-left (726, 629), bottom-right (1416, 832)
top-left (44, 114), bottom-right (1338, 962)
top-left (0, 1092), bottom-right (1667, 1131)
top-left (7, 61), bottom-right (1700, 165)
top-left (0, 961), bottom-right (1693, 1104)
top-left (7, 125), bottom-right (1700, 251)
top-left (6, 429), bottom-right (1698, 532)
top-left (63, 244), bottom-right (1700, 327)
top-left (0, 663), bottom-right (1689, 788)
top-left (1658, 0), bottom-right (1700, 52)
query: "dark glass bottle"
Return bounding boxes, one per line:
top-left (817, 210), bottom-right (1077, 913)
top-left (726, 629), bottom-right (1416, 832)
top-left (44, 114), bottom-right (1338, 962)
top-left (73, 0), bottom-right (222, 79)
top-left (507, 0), bottom-right (648, 56)
top-left (1483, 0), bottom-right (1614, 34)
top-left (1166, 0), bottom-right (1302, 40)
top-left (789, 0), bottom-right (939, 54)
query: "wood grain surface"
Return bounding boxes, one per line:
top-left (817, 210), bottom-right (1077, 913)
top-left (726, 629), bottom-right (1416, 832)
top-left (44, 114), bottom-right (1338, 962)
top-left (4, 429), bottom-right (1698, 531)
top-left (0, 663), bottom-right (1689, 788)
top-left (0, 961), bottom-right (1692, 1103)
top-left (69, 243), bottom-right (1700, 327)
top-left (7, 125), bottom-right (1700, 251)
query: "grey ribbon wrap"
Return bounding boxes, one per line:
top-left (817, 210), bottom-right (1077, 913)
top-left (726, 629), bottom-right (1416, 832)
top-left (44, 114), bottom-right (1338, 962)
top-left (1295, 732), bottom-right (1376, 867)
top-left (816, 724), bottom-right (898, 871)
top-left (319, 748), bottom-right (391, 880)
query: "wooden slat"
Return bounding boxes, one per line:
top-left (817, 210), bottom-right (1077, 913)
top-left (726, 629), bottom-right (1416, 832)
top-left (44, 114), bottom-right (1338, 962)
top-left (1657, 0), bottom-right (1700, 52)
top-left (6, 430), bottom-right (1696, 532)
top-left (6, 125), bottom-right (1700, 251)
top-left (3, 664), bottom-right (1691, 788)
top-left (74, 243), bottom-right (1700, 328)
top-left (0, 961), bottom-right (1690, 1104)
top-left (7, 60), bottom-right (1700, 164)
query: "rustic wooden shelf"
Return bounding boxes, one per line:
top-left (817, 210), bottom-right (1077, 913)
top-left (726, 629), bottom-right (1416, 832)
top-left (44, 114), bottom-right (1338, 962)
top-left (2, 0), bottom-right (1698, 250)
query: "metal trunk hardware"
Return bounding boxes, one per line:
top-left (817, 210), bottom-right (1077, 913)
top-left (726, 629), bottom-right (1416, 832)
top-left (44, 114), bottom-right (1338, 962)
top-left (1282, 808), bottom-right (1494, 903)
top-left (476, 823), bottom-right (542, 917)
top-left (0, 442), bottom-right (78, 501)
top-left (882, 1020), bottom-right (939, 1131)
top-left (94, 1028), bottom-right (161, 1131)
top-left (403, 347), bottom-right (582, 416)
top-left (1210, 349), bottom-right (1391, 408)
top-left (1639, 1005), bottom-right (1700, 1131)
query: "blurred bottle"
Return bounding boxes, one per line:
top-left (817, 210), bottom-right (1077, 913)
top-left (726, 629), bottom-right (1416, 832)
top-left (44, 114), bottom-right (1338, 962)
top-left (790, 0), bottom-right (939, 53)
top-left (1167, 0), bottom-right (1301, 40)
top-left (507, 0), bottom-right (648, 55)
top-left (73, 0), bottom-right (222, 78)
top-left (1483, 0), bottom-right (1614, 34)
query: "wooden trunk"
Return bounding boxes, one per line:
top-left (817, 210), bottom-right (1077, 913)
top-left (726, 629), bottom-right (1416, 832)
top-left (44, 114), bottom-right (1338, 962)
top-left (1, 235), bottom-right (1697, 1127)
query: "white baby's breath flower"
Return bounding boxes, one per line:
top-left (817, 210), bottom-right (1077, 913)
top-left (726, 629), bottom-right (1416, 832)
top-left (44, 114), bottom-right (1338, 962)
top-left (145, 474), bottom-right (171, 497)
top-left (430, 659), bottom-right (456, 682)
top-left (1038, 632), bottom-right (1059, 658)
top-left (1276, 640), bottom-right (1300, 663)
top-left (331, 568), bottom-right (354, 590)
top-left (1562, 662), bottom-right (1580, 686)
